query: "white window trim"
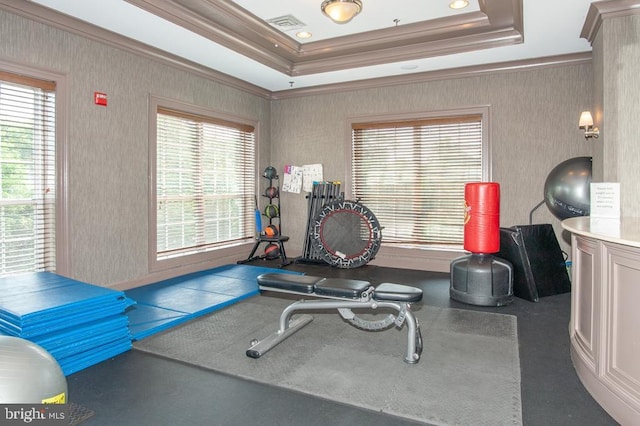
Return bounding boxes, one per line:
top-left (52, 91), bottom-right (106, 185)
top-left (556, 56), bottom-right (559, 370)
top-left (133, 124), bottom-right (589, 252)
top-left (345, 105), bottom-right (492, 248)
top-left (147, 95), bottom-right (259, 273)
top-left (0, 60), bottom-right (70, 276)
top-left (346, 106), bottom-right (492, 198)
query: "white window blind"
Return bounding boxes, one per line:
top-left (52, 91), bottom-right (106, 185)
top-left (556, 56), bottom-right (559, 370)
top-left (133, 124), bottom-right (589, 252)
top-left (352, 115), bottom-right (483, 247)
top-left (156, 107), bottom-right (255, 260)
top-left (0, 72), bottom-right (56, 274)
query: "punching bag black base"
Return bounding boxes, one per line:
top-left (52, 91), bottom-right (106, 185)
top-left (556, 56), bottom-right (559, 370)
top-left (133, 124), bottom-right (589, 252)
top-left (450, 254), bottom-right (514, 307)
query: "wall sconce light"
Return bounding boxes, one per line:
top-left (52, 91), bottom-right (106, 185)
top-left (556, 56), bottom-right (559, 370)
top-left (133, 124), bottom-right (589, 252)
top-left (579, 111), bottom-right (599, 139)
top-left (321, 0), bottom-right (363, 24)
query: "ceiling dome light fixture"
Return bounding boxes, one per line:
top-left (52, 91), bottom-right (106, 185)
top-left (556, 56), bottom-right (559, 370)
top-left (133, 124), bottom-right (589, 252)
top-left (321, 0), bottom-right (363, 24)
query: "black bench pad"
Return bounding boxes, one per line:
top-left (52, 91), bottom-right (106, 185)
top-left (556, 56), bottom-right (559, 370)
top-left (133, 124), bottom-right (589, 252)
top-left (257, 273), bottom-right (422, 303)
top-left (374, 283), bottom-right (423, 303)
top-left (314, 278), bottom-right (371, 299)
top-left (257, 273), bottom-right (324, 294)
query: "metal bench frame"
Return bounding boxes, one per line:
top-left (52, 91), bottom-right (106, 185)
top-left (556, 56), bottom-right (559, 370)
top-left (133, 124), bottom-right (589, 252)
top-left (246, 273), bottom-right (423, 364)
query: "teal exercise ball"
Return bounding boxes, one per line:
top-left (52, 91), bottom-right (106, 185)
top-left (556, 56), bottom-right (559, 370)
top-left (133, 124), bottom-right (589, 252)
top-left (544, 156), bottom-right (592, 220)
top-left (0, 336), bottom-right (67, 404)
top-left (263, 166), bottom-right (278, 179)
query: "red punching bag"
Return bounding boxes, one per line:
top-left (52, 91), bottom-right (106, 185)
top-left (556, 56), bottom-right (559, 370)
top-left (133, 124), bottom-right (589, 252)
top-left (464, 182), bottom-right (500, 253)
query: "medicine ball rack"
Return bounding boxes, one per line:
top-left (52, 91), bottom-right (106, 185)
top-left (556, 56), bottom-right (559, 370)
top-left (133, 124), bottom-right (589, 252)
top-left (238, 166), bottom-right (290, 267)
top-left (262, 169), bottom-right (281, 235)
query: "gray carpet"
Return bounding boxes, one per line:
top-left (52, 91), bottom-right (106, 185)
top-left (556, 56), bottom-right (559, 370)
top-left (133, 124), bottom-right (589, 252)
top-left (134, 294), bottom-right (522, 426)
top-left (68, 401), bottom-right (95, 425)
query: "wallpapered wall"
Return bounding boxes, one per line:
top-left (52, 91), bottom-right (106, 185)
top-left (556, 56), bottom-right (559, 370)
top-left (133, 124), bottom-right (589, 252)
top-left (1, 7), bottom-right (595, 285)
top-left (0, 10), bottom-right (271, 287)
top-left (597, 14), bottom-right (640, 216)
top-left (271, 64), bottom-right (594, 265)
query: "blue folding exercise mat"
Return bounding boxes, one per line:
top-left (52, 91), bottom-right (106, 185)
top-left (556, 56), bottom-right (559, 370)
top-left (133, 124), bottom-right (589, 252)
top-left (55, 337), bottom-right (133, 376)
top-left (31, 315), bottom-right (131, 359)
top-left (0, 272), bottom-right (129, 337)
top-left (125, 264), bottom-right (304, 340)
top-left (0, 271), bottom-right (133, 376)
top-left (0, 316), bottom-right (132, 377)
top-left (125, 304), bottom-right (190, 341)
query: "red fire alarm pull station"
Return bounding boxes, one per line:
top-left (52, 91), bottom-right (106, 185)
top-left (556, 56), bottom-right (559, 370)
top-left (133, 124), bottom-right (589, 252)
top-left (94, 92), bottom-right (107, 106)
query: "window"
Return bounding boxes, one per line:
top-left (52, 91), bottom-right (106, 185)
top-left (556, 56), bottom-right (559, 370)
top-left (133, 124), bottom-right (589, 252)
top-left (150, 98), bottom-right (256, 268)
top-left (351, 109), bottom-right (488, 248)
top-left (0, 72), bottom-right (56, 274)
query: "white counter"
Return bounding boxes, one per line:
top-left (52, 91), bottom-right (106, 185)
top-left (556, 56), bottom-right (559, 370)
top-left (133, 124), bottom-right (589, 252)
top-left (562, 216), bottom-right (640, 425)
top-left (562, 216), bottom-right (640, 248)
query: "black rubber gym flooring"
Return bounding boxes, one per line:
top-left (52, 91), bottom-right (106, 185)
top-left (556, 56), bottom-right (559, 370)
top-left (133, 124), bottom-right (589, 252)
top-left (67, 262), bottom-right (618, 426)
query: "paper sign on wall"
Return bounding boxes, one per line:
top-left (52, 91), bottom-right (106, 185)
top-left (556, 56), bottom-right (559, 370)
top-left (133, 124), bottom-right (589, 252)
top-left (302, 164), bottom-right (323, 192)
top-left (281, 163), bottom-right (324, 193)
top-left (282, 165), bottom-right (303, 193)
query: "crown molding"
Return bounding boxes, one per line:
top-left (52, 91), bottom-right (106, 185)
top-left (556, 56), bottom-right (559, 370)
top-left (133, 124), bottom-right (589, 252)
top-left (293, 27), bottom-right (523, 76)
top-left (123, 0), bottom-right (298, 74)
top-left (581, 0), bottom-right (640, 44)
top-left (125, 0), bottom-right (524, 77)
top-left (270, 52), bottom-right (592, 100)
top-left (0, 0), bottom-right (272, 99)
top-left (1, 0), bottom-right (589, 101)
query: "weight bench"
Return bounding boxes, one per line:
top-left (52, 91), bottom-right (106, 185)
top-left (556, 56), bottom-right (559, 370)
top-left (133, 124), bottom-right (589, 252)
top-left (246, 273), bottom-right (424, 364)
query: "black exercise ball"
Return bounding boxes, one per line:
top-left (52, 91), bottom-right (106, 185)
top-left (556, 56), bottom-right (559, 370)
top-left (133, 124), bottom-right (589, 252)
top-left (544, 156), bottom-right (592, 220)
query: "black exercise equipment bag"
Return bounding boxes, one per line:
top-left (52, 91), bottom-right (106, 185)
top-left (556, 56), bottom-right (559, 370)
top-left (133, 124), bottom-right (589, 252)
top-left (496, 224), bottom-right (571, 302)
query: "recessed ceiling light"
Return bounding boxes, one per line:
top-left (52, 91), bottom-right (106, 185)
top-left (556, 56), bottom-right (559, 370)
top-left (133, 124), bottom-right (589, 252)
top-left (449, 0), bottom-right (469, 9)
top-left (296, 31), bottom-right (313, 39)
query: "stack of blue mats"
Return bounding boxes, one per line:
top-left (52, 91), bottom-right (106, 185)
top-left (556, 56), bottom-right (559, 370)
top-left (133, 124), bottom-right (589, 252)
top-left (0, 272), bottom-right (132, 376)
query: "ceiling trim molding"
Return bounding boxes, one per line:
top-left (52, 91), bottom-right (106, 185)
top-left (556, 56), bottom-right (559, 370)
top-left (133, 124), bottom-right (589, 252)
top-left (292, 28), bottom-right (523, 76)
top-left (0, 0), bottom-right (590, 102)
top-left (270, 52), bottom-right (592, 100)
top-left (123, 0), bottom-right (298, 74)
top-left (0, 0), bottom-right (272, 99)
top-left (293, 12), bottom-right (491, 60)
top-left (581, 0), bottom-right (640, 44)
top-left (124, 0), bottom-right (524, 77)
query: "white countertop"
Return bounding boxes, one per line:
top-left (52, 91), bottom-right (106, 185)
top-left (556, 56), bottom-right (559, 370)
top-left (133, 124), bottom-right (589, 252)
top-left (562, 216), bottom-right (640, 248)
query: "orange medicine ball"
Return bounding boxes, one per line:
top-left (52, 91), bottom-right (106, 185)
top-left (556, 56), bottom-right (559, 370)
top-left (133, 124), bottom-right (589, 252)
top-left (264, 224), bottom-right (279, 237)
top-left (463, 182), bottom-right (500, 254)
